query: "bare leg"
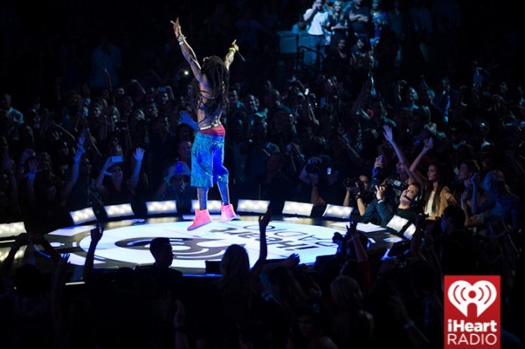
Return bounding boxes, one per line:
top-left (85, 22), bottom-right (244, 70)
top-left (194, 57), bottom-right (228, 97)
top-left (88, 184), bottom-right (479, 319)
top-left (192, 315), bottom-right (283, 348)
top-left (217, 181), bottom-right (230, 205)
top-left (197, 187), bottom-right (209, 210)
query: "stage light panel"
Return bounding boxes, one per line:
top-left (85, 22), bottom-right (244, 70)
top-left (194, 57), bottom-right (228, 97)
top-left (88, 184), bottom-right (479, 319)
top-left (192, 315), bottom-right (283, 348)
top-left (237, 200), bottom-right (269, 214)
top-left (70, 208), bottom-right (96, 225)
top-left (322, 204), bottom-right (353, 219)
top-left (0, 222), bottom-right (26, 238)
top-left (282, 201), bottom-right (313, 217)
top-left (191, 200), bottom-right (222, 213)
top-left (146, 200), bottom-right (177, 215)
top-left (104, 204), bottom-right (134, 218)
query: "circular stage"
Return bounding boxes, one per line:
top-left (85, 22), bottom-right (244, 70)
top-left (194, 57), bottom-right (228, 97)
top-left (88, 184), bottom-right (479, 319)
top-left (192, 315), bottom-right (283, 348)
top-left (45, 215), bottom-right (402, 275)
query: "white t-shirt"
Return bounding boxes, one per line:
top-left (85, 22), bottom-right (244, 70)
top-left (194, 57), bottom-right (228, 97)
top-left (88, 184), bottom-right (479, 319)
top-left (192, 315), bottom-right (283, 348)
top-left (304, 9), bottom-right (329, 36)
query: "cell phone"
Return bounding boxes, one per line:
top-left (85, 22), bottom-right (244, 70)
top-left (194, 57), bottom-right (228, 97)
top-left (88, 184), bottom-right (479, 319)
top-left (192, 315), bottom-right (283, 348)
top-left (327, 167), bottom-right (332, 175)
top-left (111, 156), bottom-right (123, 163)
top-left (304, 88), bottom-right (310, 96)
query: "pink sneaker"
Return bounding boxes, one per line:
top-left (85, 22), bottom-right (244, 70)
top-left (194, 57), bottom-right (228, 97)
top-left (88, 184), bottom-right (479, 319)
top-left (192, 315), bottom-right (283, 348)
top-left (188, 209), bottom-right (212, 231)
top-left (220, 204), bottom-right (237, 223)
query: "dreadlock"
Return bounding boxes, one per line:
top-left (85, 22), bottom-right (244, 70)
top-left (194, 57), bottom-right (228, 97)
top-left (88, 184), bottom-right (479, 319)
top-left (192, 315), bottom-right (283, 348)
top-left (191, 55), bottom-right (229, 116)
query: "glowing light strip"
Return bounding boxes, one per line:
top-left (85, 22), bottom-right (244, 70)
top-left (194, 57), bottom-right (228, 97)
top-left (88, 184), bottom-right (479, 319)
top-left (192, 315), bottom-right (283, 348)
top-left (282, 201), bottom-right (313, 217)
top-left (70, 207), bottom-right (96, 225)
top-left (322, 204), bottom-right (353, 219)
top-left (146, 200), bottom-right (177, 214)
top-left (104, 204), bottom-right (134, 218)
top-left (0, 221), bottom-right (26, 238)
top-left (237, 200), bottom-right (270, 214)
top-left (191, 200), bottom-right (222, 213)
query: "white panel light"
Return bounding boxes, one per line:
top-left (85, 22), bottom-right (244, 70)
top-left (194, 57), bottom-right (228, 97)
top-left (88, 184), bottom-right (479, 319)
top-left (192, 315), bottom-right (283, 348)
top-left (104, 204), bottom-right (134, 218)
top-left (146, 200), bottom-right (177, 215)
top-left (322, 204), bottom-right (353, 220)
top-left (70, 207), bottom-right (96, 225)
top-left (237, 199), bottom-right (269, 214)
top-left (0, 222), bottom-right (26, 238)
top-left (282, 201), bottom-right (313, 217)
top-left (403, 224), bottom-right (417, 240)
top-left (191, 200), bottom-right (222, 213)
top-left (386, 215), bottom-right (409, 233)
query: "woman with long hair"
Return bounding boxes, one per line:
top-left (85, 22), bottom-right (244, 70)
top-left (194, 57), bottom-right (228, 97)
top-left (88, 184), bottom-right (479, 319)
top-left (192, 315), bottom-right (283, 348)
top-left (409, 137), bottom-right (457, 219)
top-left (171, 18), bottom-right (239, 230)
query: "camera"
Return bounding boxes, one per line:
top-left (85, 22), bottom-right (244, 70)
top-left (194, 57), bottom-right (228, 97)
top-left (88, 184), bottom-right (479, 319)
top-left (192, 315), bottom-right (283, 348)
top-left (386, 178), bottom-right (408, 191)
top-left (344, 178), bottom-right (365, 192)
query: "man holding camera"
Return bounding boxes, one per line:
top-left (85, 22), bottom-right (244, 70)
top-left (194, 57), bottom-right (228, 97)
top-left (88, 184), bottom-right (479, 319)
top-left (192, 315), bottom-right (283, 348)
top-left (360, 182), bottom-right (421, 226)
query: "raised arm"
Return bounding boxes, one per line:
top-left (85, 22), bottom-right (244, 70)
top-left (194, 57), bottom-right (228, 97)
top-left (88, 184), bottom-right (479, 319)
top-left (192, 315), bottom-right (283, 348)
top-left (171, 18), bottom-right (204, 83)
top-left (251, 209), bottom-right (271, 280)
top-left (409, 137), bottom-right (433, 186)
top-left (224, 40), bottom-right (238, 71)
top-left (126, 147), bottom-right (144, 193)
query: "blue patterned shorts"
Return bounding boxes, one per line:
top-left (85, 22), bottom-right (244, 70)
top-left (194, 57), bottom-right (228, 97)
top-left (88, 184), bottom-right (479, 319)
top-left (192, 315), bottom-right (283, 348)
top-left (191, 132), bottom-right (229, 188)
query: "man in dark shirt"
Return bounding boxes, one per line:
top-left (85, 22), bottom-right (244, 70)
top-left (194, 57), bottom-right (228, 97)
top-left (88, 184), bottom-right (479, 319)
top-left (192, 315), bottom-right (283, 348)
top-left (361, 183), bottom-right (420, 226)
top-left (141, 237), bottom-right (184, 299)
top-left (346, 0), bottom-right (371, 40)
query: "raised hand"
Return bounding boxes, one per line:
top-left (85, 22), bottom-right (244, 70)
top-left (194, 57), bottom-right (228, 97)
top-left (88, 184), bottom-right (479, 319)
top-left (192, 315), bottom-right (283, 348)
top-left (170, 18), bottom-right (183, 39)
top-left (90, 225), bottom-right (103, 244)
top-left (73, 147), bottom-right (84, 163)
top-left (20, 148), bottom-right (35, 165)
top-left (102, 157), bottom-right (115, 171)
top-left (383, 125), bottom-right (394, 143)
top-left (27, 158), bottom-right (40, 175)
top-left (422, 137), bottom-right (433, 152)
top-left (133, 147), bottom-right (145, 162)
top-left (231, 39), bottom-right (239, 52)
top-left (259, 208), bottom-right (272, 231)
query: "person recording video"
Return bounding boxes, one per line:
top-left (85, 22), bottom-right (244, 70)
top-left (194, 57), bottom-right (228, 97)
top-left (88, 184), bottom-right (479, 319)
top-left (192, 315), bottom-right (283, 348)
top-left (360, 182), bottom-right (421, 226)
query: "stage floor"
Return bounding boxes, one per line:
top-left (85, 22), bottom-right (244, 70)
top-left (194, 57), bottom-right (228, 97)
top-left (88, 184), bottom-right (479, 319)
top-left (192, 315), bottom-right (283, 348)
top-left (2, 216), bottom-right (404, 277)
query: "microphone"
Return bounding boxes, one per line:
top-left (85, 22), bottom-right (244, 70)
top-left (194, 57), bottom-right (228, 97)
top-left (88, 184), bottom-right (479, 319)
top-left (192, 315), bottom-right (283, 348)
top-left (235, 49), bottom-right (246, 62)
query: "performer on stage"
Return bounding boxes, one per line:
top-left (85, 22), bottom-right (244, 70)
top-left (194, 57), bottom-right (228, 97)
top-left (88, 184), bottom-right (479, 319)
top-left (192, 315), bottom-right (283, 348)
top-left (171, 18), bottom-right (238, 230)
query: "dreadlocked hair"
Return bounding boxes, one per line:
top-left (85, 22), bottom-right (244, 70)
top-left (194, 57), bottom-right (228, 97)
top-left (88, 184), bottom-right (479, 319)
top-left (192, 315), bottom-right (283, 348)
top-left (191, 55), bottom-right (229, 116)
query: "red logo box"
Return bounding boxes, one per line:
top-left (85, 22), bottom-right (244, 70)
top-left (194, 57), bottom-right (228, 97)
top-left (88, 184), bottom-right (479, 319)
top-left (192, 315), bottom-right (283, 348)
top-left (444, 275), bottom-right (500, 348)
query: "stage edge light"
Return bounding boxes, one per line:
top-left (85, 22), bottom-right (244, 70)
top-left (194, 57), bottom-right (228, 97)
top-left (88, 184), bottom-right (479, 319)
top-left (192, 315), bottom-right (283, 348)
top-left (237, 200), bottom-right (269, 214)
top-left (282, 201), bottom-right (313, 217)
top-left (191, 200), bottom-right (222, 213)
top-left (104, 204), bottom-right (134, 218)
top-left (0, 221), bottom-right (26, 238)
top-left (322, 204), bottom-right (353, 220)
top-left (70, 207), bottom-right (96, 225)
top-left (146, 200), bottom-right (177, 214)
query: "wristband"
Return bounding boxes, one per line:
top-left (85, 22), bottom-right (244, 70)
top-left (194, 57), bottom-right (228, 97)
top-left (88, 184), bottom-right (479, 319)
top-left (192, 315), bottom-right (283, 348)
top-left (102, 170), bottom-right (112, 176)
top-left (229, 47), bottom-right (236, 54)
top-left (25, 173), bottom-right (36, 180)
top-left (177, 35), bottom-right (186, 45)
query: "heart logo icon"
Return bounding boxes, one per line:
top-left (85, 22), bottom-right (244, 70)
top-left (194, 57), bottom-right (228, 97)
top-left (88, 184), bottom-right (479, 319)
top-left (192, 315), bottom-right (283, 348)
top-left (448, 280), bottom-right (497, 317)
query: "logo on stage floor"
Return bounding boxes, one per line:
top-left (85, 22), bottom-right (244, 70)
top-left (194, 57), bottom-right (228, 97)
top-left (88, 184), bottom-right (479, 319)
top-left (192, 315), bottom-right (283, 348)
top-left (445, 276), bottom-right (500, 348)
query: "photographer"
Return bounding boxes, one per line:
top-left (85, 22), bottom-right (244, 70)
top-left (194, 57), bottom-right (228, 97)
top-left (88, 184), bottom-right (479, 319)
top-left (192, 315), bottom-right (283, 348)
top-left (361, 182), bottom-right (421, 226)
top-left (343, 174), bottom-right (373, 216)
top-left (299, 156), bottom-right (344, 216)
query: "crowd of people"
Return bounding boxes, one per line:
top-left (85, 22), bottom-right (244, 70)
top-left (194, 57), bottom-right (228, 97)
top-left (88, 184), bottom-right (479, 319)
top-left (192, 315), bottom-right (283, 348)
top-left (1, 0), bottom-right (524, 348)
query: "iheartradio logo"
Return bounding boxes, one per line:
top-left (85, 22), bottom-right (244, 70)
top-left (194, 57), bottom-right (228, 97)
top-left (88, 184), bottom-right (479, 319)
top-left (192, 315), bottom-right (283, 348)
top-left (448, 280), bottom-right (497, 317)
top-left (444, 276), bottom-right (500, 349)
